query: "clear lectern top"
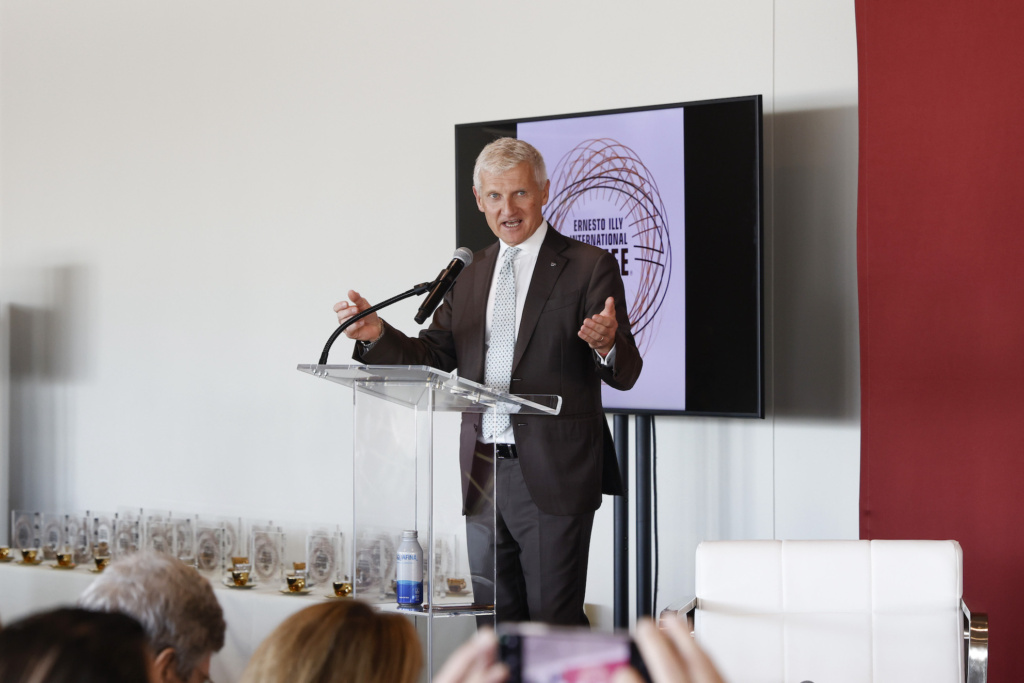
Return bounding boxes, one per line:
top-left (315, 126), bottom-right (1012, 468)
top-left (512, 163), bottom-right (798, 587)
top-left (296, 364), bottom-right (562, 415)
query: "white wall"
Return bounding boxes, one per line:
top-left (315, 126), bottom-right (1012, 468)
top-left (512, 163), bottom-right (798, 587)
top-left (0, 0), bottom-right (859, 627)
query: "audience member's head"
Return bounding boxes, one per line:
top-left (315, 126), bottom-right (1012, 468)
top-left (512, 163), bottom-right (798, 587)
top-left (78, 550), bottom-right (225, 683)
top-left (238, 600), bottom-right (422, 683)
top-left (0, 607), bottom-right (154, 683)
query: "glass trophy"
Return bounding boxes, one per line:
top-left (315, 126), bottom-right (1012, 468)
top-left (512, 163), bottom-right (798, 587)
top-left (305, 526), bottom-right (343, 588)
top-left (87, 510), bottom-right (116, 561)
top-left (432, 533), bottom-right (458, 598)
top-left (65, 514), bottom-right (91, 565)
top-left (88, 509), bottom-right (116, 569)
top-left (11, 510), bottom-right (40, 562)
top-left (194, 520), bottom-right (225, 576)
top-left (171, 516), bottom-right (196, 565)
top-left (113, 508), bottom-right (142, 558)
top-left (353, 527), bottom-right (398, 599)
top-left (39, 512), bottom-right (64, 560)
top-left (217, 516), bottom-right (247, 565)
top-left (143, 514), bottom-right (173, 554)
top-left (251, 526), bottom-right (285, 586)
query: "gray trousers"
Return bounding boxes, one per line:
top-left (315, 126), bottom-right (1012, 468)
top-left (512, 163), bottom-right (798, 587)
top-left (466, 445), bottom-right (595, 626)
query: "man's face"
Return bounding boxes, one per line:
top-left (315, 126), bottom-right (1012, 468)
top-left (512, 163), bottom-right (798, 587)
top-left (473, 161), bottom-right (550, 247)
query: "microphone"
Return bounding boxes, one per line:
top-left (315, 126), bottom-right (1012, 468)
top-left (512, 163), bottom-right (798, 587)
top-left (415, 247), bottom-right (473, 324)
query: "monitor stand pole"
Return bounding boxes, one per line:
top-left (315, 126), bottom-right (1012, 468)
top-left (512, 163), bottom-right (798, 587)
top-left (613, 413), bottom-right (654, 626)
top-left (613, 414), bottom-right (629, 628)
top-left (635, 414), bottom-right (653, 619)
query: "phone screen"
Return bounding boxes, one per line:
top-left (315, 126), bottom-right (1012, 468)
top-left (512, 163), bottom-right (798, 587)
top-left (498, 625), bottom-right (649, 683)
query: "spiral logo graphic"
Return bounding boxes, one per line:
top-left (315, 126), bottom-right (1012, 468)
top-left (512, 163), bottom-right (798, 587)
top-left (547, 138), bottom-right (671, 352)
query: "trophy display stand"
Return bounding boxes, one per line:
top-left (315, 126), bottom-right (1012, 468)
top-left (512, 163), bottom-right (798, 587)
top-left (297, 364), bottom-right (561, 677)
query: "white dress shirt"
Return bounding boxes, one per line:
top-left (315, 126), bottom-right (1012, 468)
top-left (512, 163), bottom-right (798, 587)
top-left (483, 222), bottom-right (616, 445)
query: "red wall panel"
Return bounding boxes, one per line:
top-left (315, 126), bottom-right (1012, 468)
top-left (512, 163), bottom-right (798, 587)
top-left (857, 1), bottom-right (1024, 679)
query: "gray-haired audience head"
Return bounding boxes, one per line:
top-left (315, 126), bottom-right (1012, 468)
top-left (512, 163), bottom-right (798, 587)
top-left (473, 137), bottom-right (548, 191)
top-left (79, 550), bottom-right (225, 683)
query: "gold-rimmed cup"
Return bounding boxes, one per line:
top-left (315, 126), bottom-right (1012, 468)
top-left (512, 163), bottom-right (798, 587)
top-left (0, 546), bottom-right (10, 561)
top-left (231, 569), bottom-right (250, 587)
top-left (332, 580), bottom-right (353, 597)
top-left (21, 548), bottom-right (39, 563)
top-left (286, 575), bottom-right (306, 592)
top-left (94, 555), bottom-right (111, 571)
top-left (56, 552), bottom-right (75, 568)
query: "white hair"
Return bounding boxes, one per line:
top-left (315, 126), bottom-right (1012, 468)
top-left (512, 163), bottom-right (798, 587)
top-left (473, 137), bottom-right (547, 190)
top-left (79, 550), bottom-right (225, 680)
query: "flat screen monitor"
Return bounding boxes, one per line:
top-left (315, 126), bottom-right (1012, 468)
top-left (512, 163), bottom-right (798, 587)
top-left (454, 95), bottom-right (764, 417)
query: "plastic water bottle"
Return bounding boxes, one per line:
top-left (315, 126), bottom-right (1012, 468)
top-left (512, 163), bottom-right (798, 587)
top-left (396, 530), bottom-right (424, 607)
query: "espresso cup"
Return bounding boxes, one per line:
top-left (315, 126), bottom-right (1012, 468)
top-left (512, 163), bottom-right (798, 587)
top-left (56, 552), bottom-right (75, 567)
top-left (0, 546), bottom-right (10, 561)
top-left (286, 575), bottom-right (306, 592)
top-left (231, 569), bottom-right (250, 587)
top-left (94, 555), bottom-right (111, 571)
top-left (332, 580), bottom-right (353, 597)
top-left (21, 548), bottom-right (39, 563)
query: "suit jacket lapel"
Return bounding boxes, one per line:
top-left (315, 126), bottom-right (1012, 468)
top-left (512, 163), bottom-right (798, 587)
top-left (514, 228), bottom-right (568, 372)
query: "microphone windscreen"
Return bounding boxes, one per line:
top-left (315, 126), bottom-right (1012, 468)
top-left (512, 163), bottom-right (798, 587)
top-left (453, 247), bottom-right (473, 265)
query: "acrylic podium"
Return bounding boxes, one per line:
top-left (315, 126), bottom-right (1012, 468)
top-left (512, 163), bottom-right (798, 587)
top-left (297, 364), bottom-right (561, 676)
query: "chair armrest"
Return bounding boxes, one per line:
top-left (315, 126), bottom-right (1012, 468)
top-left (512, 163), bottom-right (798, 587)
top-left (962, 599), bottom-right (988, 683)
top-left (659, 595), bottom-right (697, 635)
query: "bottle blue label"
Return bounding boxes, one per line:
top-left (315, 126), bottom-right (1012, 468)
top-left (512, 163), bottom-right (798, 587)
top-left (397, 579), bottom-right (423, 604)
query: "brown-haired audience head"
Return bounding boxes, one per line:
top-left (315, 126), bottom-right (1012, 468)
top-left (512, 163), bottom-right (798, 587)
top-left (0, 607), bottom-right (154, 683)
top-left (239, 600), bottom-right (422, 683)
top-left (78, 550), bottom-right (225, 683)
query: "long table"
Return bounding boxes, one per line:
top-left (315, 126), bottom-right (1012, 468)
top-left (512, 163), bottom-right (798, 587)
top-left (0, 561), bottom-right (472, 682)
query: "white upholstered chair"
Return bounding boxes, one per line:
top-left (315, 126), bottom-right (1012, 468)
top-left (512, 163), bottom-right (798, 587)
top-left (662, 540), bottom-right (987, 683)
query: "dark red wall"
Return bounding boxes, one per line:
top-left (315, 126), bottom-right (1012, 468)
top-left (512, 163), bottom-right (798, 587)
top-left (857, 1), bottom-right (1024, 679)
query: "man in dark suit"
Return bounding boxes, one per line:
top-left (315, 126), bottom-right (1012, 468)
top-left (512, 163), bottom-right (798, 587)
top-left (334, 138), bottom-right (642, 625)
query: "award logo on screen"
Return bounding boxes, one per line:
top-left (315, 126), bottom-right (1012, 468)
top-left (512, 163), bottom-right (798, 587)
top-left (545, 138), bottom-right (672, 353)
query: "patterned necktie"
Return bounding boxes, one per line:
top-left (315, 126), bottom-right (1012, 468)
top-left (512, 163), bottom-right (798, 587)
top-left (483, 246), bottom-right (521, 438)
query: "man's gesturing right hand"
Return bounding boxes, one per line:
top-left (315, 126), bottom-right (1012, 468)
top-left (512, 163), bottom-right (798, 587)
top-left (333, 290), bottom-right (384, 343)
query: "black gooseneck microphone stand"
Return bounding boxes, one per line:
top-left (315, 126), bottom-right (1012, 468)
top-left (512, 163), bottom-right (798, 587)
top-left (317, 281), bottom-right (433, 365)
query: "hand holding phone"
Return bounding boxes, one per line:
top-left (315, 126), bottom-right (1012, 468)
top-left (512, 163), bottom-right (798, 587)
top-left (435, 628), bottom-right (509, 683)
top-left (498, 623), bottom-right (650, 683)
top-left (620, 618), bottom-right (727, 683)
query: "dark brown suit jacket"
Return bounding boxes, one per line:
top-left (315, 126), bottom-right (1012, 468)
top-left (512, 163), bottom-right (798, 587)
top-left (355, 226), bottom-right (642, 515)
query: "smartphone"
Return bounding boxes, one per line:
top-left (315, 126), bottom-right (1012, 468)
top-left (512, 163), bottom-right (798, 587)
top-left (497, 623), bottom-right (651, 683)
